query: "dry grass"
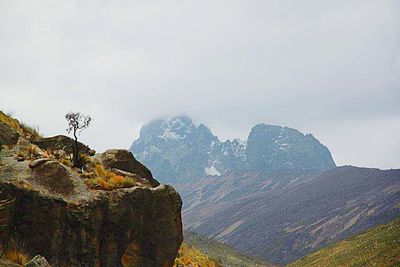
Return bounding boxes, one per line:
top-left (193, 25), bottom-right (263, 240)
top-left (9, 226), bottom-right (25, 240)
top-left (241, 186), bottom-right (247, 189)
top-left (0, 111), bottom-right (41, 140)
top-left (0, 240), bottom-right (31, 266)
top-left (84, 164), bottom-right (137, 190)
top-left (60, 157), bottom-right (72, 167)
top-left (79, 153), bottom-right (92, 166)
top-left (15, 144), bottom-right (42, 161)
top-left (4, 250), bottom-right (30, 266)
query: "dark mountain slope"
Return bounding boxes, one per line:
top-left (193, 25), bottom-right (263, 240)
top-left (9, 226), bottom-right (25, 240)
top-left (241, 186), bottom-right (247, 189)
top-left (181, 166), bottom-right (400, 264)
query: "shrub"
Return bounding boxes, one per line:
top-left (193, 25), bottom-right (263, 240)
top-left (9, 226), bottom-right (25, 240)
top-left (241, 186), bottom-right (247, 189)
top-left (0, 240), bottom-right (31, 266)
top-left (4, 249), bottom-right (30, 266)
top-left (174, 244), bottom-right (222, 267)
top-left (15, 144), bottom-right (41, 161)
top-left (60, 157), bottom-right (72, 167)
top-left (79, 153), bottom-right (92, 166)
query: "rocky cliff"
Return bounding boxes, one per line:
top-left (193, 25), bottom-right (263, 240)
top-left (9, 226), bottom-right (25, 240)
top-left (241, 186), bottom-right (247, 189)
top-left (130, 116), bottom-right (335, 184)
top-left (0, 113), bottom-right (183, 267)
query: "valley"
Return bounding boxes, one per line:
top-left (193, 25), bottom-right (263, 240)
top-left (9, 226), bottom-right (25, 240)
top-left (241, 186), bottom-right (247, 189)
top-left (131, 116), bottom-right (400, 265)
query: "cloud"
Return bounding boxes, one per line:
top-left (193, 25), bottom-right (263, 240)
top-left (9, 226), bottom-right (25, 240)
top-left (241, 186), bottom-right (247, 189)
top-left (1, 0), bottom-right (399, 169)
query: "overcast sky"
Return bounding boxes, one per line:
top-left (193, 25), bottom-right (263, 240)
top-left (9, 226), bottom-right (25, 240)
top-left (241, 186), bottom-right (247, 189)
top-left (1, 0), bottom-right (399, 169)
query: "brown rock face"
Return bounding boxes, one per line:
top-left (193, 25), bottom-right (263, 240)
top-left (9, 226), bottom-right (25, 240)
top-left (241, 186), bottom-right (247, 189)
top-left (32, 135), bottom-right (93, 155)
top-left (99, 149), bottom-right (160, 187)
top-left (0, 156), bottom-right (182, 267)
top-left (0, 122), bottom-right (20, 147)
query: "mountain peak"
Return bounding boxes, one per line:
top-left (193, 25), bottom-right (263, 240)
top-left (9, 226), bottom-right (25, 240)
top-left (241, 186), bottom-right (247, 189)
top-left (131, 117), bottom-right (336, 183)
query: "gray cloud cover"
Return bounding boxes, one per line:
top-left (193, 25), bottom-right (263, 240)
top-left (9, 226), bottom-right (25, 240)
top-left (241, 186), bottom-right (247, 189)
top-left (1, 0), bottom-right (399, 169)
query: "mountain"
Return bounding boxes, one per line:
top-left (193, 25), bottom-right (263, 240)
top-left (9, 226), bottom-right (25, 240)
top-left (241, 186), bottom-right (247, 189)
top-left (288, 218), bottom-right (400, 267)
top-left (130, 116), bottom-right (400, 265)
top-left (130, 116), bottom-right (336, 184)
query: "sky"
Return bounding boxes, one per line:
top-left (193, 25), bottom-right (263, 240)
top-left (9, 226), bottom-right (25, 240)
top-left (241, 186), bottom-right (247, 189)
top-left (0, 0), bottom-right (399, 169)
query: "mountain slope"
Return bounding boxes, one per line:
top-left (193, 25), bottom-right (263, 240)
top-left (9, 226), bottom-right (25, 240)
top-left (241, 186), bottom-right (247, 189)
top-left (288, 218), bottom-right (400, 267)
top-left (181, 166), bottom-right (400, 264)
top-left (130, 116), bottom-right (335, 184)
top-left (183, 232), bottom-right (275, 267)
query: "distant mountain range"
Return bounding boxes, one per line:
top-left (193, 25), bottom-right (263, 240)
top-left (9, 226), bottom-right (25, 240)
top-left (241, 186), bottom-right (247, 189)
top-left (130, 116), bottom-right (400, 265)
top-left (130, 116), bottom-right (336, 184)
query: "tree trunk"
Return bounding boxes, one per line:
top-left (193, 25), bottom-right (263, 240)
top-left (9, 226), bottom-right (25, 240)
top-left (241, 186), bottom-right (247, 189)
top-left (72, 129), bottom-right (80, 167)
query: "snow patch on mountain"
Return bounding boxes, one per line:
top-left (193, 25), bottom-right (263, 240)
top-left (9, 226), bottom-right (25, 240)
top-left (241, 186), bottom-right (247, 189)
top-left (205, 161), bottom-right (221, 176)
top-left (159, 128), bottom-right (185, 140)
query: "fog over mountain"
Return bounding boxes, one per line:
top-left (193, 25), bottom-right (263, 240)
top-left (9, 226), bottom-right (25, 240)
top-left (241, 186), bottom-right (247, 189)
top-left (131, 116), bottom-right (336, 184)
top-left (1, 1), bottom-right (400, 169)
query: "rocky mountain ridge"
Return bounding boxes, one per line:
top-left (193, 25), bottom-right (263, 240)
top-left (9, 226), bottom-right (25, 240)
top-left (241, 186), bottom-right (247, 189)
top-left (130, 116), bottom-right (336, 184)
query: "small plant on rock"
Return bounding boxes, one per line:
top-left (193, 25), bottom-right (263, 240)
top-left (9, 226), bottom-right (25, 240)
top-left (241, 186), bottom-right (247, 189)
top-left (0, 240), bottom-right (31, 266)
top-left (65, 112), bottom-right (92, 168)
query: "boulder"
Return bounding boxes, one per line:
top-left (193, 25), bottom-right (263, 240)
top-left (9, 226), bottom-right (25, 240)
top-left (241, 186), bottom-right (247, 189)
top-left (25, 255), bottom-right (51, 267)
top-left (32, 135), bottom-right (92, 155)
top-left (99, 149), bottom-right (160, 187)
top-left (0, 154), bottom-right (182, 267)
top-left (29, 158), bottom-right (51, 168)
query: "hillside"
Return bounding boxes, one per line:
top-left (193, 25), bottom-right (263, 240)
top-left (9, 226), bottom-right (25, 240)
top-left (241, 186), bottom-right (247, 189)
top-left (182, 232), bottom-right (275, 267)
top-left (174, 243), bottom-right (222, 267)
top-left (289, 218), bottom-right (400, 267)
top-left (181, 166), bottom-right (400, 264)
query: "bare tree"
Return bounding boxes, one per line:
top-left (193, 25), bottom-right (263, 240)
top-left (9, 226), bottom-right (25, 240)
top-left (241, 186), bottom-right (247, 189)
top-left (65, 112), bottom-right (91, 168)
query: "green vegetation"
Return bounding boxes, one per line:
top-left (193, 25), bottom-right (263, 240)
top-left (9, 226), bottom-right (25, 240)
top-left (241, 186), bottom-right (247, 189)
top-left (289, 218), bottom-right (400, 267)
top-left (174, 243), bottom-right (222, 267)
top-left (183, 232), bottom-right (273, 267)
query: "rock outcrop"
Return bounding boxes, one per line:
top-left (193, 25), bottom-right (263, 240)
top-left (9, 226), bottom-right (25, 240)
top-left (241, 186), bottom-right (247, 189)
top-left (0, 122), bottom-right (19, 147)
top-left (32, 135), bottom-right (93, 155)
top-left (0, 154), bottom-right (182, 267)
top-left (98, 149), bottom-right (159, 187)
top-left (0, 116), bottom-right (183, 267)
